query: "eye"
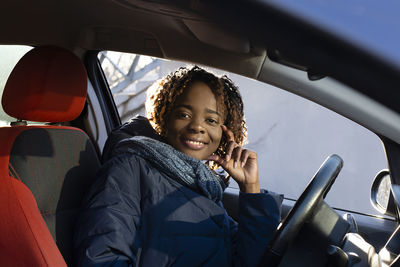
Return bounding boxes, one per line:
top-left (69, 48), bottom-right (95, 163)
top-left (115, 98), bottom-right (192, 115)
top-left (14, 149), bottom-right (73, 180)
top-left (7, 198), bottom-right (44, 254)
top-left (206, 118), bottom-right (218, 124)
top-left (177, 112), bottom-right (190, 119)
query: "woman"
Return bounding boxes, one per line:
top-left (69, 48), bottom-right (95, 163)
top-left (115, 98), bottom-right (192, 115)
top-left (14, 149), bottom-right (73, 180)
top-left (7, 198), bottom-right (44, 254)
top-left (74, 66), bottom-right (282, 266)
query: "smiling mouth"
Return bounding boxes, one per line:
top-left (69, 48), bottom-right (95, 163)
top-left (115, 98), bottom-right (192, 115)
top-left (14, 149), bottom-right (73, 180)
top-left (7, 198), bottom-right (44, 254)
top-left (182, 139), bottom-right (207, 150)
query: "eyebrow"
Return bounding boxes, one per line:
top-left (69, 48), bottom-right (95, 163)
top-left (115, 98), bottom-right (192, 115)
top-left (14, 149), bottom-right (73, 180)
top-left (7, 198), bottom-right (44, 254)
top-left (176, 104), bottom-right (222, 117)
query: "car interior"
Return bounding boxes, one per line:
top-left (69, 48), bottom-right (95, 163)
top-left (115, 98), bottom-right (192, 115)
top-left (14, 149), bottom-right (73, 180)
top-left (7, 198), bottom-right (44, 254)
top-left (2, 0), bottom-right (400, 266)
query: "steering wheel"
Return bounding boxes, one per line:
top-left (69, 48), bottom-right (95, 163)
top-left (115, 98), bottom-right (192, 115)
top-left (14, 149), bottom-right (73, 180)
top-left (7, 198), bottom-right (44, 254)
top-left (259, 154), bottom-right (343, 267)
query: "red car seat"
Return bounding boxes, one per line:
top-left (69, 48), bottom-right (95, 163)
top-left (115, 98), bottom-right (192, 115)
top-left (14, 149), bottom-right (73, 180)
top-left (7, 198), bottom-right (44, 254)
top-left (0, 46), bottom-right (101, 266)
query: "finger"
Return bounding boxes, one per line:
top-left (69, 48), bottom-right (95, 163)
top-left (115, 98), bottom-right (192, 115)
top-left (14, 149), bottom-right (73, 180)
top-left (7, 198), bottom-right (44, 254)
top-left (208, 154), bottom-right (227, 167)
top-left (221, 125), bottom-right (235, 142)
top-left (225, 140), bottom-right (238, 161)
top-left (231, 146), bottom-right (243, 168)
top-left (240, 149), bottom-right (250, 167)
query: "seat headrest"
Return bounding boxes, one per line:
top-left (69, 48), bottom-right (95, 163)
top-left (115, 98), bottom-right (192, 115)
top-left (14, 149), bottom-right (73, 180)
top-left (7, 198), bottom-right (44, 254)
top-left (2, 46), bottom-right (88, 122)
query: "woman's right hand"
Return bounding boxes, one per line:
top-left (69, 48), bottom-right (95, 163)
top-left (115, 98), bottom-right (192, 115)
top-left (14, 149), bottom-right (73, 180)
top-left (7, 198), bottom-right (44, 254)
top-left (208, 125), bottom-right (260, 193)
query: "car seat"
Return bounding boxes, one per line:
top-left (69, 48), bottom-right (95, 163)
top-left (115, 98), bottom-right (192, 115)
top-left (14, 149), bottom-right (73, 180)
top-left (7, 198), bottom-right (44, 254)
top-left (0, 46), bottom-right (101, 266)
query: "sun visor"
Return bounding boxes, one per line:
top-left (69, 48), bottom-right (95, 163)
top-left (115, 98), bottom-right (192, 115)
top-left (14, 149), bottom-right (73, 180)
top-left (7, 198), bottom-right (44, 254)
top-left (183, 19), bottom-right (250, 53)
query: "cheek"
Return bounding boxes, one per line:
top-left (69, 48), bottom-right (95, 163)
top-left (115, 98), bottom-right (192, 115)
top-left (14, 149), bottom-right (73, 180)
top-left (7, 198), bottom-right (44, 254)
top-left (166, 120), bottom-right (187, 144)
top-left (166, 118), bottom-right (180, 134)
top-left (211, 127), bottom-right (223, 144)
top-left (165, 121), bottom-right (176, 143)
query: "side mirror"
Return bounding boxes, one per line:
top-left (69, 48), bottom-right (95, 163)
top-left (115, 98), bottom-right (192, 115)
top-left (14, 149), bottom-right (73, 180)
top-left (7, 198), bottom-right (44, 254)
top-left (371, 170), bottom-right (397, 218)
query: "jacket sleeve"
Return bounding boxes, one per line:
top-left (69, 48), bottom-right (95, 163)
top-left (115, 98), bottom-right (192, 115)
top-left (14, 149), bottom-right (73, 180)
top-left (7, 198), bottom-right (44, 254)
top-left (73, 154), bottom-right (142, 267)
top-left (229, 189), bottom-right (283, 267)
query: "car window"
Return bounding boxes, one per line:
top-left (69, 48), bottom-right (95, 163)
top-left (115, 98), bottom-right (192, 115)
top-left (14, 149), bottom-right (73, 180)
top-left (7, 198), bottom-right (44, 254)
top-left (0, 45), bottom-right (33, 125)
top-left (99, 51), bottom-right (388, 216)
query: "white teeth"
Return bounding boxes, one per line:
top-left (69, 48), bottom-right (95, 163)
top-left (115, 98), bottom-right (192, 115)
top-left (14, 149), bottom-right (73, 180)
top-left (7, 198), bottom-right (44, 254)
top-left (187, 140), bottom-right (203, 145)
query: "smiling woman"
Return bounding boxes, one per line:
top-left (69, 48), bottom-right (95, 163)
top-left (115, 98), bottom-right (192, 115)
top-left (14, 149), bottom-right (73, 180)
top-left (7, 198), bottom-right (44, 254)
top-left (146, 66), bottom-right (246, 165)
top-left (74, 64), bottom-right (282, 266)
top-left (164, 81), bottom-right (223, 160)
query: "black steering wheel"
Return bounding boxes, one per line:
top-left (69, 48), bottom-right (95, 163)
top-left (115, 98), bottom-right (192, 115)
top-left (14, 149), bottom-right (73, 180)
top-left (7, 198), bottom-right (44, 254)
top-left (259, 154), bottom-right (343, 267)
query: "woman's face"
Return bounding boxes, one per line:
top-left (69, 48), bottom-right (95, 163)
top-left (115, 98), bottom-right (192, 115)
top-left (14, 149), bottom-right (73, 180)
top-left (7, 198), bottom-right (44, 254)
top-left (166, 82), bottom-right (224, 160)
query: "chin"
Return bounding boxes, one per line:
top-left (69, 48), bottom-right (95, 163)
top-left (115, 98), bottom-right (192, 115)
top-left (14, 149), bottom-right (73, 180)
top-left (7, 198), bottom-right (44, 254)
top-left (187, 153), bottom-right (204, 160)
top-left (183, 151), bottom-right (206, 160)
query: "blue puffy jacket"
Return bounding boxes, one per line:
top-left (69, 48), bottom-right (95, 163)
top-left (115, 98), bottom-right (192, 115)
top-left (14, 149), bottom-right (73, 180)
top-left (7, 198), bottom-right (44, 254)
top-left (73, 121), bottom-right (282, 266)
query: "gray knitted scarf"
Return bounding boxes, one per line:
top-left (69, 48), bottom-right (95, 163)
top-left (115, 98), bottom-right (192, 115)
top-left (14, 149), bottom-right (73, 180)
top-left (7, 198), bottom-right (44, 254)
top-left (119, 136), bottom-right (227, 202)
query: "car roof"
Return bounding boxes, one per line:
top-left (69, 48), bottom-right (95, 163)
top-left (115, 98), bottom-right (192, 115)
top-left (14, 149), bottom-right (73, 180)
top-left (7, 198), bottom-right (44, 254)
top-left (2, 0), bottom-right (400, 142)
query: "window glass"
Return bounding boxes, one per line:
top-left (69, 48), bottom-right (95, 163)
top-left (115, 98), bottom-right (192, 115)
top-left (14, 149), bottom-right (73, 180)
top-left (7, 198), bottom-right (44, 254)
top-left (0, 45), bottom-right (33, 125)
top-left (98, 51), bottom-right (162, 122)
top-left (99, 51), bottom-right (387, 216)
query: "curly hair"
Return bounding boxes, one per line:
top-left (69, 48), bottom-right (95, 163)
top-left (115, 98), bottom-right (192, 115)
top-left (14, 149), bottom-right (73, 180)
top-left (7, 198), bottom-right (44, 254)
top-left (146, 66), bottom-right (247, 168)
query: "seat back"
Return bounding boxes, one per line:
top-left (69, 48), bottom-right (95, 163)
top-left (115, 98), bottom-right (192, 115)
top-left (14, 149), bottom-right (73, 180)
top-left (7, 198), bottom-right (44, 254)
top-left (0, 46), bottom-right (101, 266)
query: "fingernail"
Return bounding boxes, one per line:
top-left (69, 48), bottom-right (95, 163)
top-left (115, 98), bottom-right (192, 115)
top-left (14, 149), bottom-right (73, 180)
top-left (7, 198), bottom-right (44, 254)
top-left (241, 162), bottom-right (245, 168)
top-left (234, 161), bottom-right (237, 168)
top-left (226, 155), bottom-right (230, 161)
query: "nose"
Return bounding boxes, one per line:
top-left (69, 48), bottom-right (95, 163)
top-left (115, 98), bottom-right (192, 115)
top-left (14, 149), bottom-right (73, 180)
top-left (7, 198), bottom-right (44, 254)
top-left (187, 118), bottom-right (205, 134)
